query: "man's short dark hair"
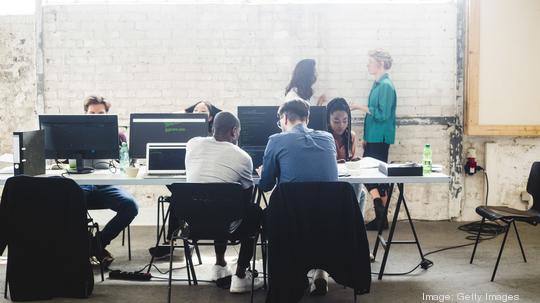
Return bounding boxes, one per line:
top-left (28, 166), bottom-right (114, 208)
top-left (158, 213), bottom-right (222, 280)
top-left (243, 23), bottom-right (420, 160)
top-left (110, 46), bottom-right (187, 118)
top-left (212, 111), bottom-right (240, 137)
top-left (278, 99), bottom-right (310, 122)
top-left (84, 95), bottom-right (111, 112)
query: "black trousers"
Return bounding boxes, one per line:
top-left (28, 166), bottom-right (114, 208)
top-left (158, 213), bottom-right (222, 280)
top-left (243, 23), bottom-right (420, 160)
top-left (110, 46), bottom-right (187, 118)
top-left (363, 142), bottom-right (390, 196)
top-left (167, 203), bottom-right (262, 270)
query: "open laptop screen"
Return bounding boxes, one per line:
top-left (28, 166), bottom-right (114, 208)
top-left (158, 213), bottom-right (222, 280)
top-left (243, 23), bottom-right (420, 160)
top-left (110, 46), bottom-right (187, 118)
top-left (146, 143), bottom-right (186, 174)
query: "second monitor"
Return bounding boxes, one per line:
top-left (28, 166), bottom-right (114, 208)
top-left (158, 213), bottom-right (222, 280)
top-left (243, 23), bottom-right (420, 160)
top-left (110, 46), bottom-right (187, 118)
top-left (238, 105), bottom-right (328, 147)
top-left (129, 113), bottom-right (208, 159)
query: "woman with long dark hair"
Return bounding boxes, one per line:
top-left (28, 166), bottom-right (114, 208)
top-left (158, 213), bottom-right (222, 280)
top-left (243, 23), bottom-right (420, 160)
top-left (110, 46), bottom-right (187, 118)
top-left (327, 98), bottom-right (365, 215)
top-left (350, 49), bottom-right (397, 231)
top-left (285, 59), bottom-right (326, 105)
top-left (184, 100), bottom-right (222, 134)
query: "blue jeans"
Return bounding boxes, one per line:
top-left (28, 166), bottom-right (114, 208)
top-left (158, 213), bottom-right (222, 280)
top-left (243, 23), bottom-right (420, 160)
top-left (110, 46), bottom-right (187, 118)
top-left (81, 185), bottom-right (138, 248)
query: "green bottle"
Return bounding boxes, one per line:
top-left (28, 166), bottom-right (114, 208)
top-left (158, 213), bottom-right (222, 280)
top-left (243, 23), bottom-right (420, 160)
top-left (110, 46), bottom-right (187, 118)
top-left (423, 144), bottom-right (432, 176)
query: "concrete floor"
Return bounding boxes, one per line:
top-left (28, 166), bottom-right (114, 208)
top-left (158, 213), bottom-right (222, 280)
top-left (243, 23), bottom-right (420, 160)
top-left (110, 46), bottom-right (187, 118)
top-left (1, 221), bottom-right (539, 302)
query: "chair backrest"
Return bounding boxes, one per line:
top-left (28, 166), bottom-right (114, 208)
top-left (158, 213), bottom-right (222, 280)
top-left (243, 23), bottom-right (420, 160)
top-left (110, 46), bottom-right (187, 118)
top-left (0, 176), bottom-right (93, 300)
top-left (528, 162), bottom-right (540, 212)
top-left (265, 181), bottom-right (371, 303)
top-left (167, 183), bottom-right (250, 240)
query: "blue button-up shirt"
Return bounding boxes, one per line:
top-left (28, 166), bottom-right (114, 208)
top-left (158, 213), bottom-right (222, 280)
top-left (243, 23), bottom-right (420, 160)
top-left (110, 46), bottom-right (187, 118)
top-left (259, 124), bottom-right (338, 192)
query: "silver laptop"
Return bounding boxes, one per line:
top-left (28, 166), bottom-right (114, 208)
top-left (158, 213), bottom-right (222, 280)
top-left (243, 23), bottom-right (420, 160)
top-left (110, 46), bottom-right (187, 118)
top-left (146, 143), bottom-right (187, 175)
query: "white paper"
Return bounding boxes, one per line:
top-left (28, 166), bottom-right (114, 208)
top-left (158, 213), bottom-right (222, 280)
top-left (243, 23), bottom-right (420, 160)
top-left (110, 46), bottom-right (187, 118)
top-left (346, 157), bottom-right (384, 170)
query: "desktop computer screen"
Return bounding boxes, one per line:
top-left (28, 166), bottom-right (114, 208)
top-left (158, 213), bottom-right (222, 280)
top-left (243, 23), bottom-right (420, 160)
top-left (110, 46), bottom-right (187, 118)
top-left (39, 114), bottom-right (119, 173)
top-left (238, 106), bottom-right (328, 147)
top-left (129, 113), bottom-right (208, 159)
top-left (238, 106), bottom-right (281, 147)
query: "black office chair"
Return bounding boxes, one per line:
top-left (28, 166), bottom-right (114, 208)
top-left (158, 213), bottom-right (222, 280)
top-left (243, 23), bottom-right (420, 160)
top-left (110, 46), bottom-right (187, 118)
top-left (165, 183), bottom-right (264, 303)
top-left (0, 176), bottom-right (93, 301)
top-left (264, 182), bottom-right (371, 303)
top-left (154, 195), bottom-right (202, 265)
top-left (470, 161), bottom-right (540, 281)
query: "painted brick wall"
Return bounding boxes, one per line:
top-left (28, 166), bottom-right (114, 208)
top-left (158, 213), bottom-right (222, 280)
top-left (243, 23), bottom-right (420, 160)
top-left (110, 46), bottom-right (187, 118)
top-left (41, 3), bottom-right (457, 122)
top-left (37, 2), bottom-right (458, 223)
top-left (2, 2), bottom-right (538, 225)
top-left (0, 16), bottom-right (36, 155)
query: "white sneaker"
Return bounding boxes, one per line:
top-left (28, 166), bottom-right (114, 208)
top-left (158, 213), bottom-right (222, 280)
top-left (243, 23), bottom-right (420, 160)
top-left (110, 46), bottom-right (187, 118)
top-left (230, 272), bottom-right (264, 293)
top-left (210, 264), bottom-right (232, 281)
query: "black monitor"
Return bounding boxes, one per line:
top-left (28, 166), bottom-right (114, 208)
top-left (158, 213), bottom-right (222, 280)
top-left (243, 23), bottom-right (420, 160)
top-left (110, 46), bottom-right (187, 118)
top-left (39, 114), bottom-right (119, 174)
top-left (307, 106), bottom-right (328, 132)
top-left (129, 113), bottom-right (208, 159)
top-left (238, 106), bottom-right (328, 147)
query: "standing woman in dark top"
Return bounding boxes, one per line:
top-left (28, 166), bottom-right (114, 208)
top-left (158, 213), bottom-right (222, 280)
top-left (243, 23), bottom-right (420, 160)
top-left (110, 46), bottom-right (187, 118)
top-left (285, 59), bottom-right (327, 105)
top-left (185, 100), bottom-right (222, 134)
top-left (350, 49), bottom-right (397, 231)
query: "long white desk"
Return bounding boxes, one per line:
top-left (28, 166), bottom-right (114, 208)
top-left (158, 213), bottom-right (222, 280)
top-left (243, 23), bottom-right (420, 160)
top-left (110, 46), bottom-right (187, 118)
top-left (0, 168), bottom-right (449, 186)
top-left (1, 167), bottom-right (449, 280)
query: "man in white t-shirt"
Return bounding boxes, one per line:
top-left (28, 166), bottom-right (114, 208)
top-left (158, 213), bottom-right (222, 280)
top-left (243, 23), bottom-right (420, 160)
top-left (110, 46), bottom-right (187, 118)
top-left (182, 111), bottom-right (263, 293)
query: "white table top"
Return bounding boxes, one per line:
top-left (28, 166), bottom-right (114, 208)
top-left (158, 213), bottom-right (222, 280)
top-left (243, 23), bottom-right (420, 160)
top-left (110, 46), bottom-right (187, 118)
top-left (0, 167), bottom-right (450, 186)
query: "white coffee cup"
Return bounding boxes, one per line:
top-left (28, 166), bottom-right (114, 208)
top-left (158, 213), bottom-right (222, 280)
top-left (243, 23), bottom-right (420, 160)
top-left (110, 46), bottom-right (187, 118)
top-left (125, 166), bottom-right (139, 178)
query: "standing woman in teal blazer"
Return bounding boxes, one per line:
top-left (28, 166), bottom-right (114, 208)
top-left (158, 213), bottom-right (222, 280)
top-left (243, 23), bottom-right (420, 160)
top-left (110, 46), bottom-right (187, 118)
top-left (351, 49), bottom-right (397, 231)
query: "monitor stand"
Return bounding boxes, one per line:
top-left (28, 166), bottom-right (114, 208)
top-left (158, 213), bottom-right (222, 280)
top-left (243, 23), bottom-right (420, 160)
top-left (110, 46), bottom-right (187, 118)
top-left (67, 155), bottom-right (95, 174)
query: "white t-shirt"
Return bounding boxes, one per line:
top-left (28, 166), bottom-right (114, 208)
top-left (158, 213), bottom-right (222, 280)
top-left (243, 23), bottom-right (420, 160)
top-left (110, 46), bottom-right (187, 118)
top-left (185, 137), bottom-right (254, 189)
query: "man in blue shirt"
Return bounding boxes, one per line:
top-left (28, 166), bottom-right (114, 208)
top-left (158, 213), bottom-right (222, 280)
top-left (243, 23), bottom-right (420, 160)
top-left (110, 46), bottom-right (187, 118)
top-left (258, 99), bottom-right (338, 295)
top-left (258, 99), bottom-right (338, 191)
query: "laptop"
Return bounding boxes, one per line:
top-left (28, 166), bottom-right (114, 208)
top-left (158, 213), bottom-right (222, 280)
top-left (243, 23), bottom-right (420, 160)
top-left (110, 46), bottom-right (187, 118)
top-left (145, 143), bottom-right (187, 176)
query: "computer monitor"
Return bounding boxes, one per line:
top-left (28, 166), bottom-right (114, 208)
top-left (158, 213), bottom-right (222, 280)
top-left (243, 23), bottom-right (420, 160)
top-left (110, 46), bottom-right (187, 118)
top-left (238, 106), bottom-right (281, 147)
top-left (307, 106), bottom-right (328, 132)
top-left (129, 113), bottom-right (208, 159)
top-left (39, 114), bottom-right (119, 174)
top-left (238, 105), bottom-right (328, 147)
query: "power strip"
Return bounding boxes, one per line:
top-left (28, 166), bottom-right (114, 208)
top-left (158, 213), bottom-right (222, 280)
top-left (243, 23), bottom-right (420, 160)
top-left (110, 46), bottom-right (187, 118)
top-left (109, 270), bottom-right (152, 281)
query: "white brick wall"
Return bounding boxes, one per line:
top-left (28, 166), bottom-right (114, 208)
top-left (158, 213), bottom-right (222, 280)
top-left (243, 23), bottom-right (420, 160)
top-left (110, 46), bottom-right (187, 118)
top-left (1, 2), bottom-right (539, 225)
top-left (0, 16), bottom-right (36, 155)
top-left (42, 3), bottom-right (457, 123)
top-left (37, 2), bottom-right (459, 222)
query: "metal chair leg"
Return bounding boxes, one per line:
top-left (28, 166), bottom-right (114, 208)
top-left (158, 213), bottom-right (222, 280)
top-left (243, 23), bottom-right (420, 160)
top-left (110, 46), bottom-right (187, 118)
top-left (127, 225), bottom-right (132, 261)
top-left (470, 217), bottom-right (485, 264)
top-left (183, 241), bottom-right (193, 285)
top-left (261, 233), bottom-right (267, 289)
top-left (156, 198), bottom-right (161, 244)
top-left (161, 202), bottom-right (167, 244)
top-left (93, 224), bottom-right (105, 282)
top-left (512, 221), bottom-right (527, 262)
top-left (251, 234), bottom-right (258, 303)
top-left (187, 242), bottom-right (197, 285)
top-left (184, 240), bottom-right (198, 285)
top-left (194, 242), bottom-right (202, 265)
top-left (167, 238), bottom-right (175, 303)
top-left (4, 260), bottom-right (8, 299)
top-left (491, 221), bottom-right (511, 282)
top-left (353, 288), bottom-right (357, 303)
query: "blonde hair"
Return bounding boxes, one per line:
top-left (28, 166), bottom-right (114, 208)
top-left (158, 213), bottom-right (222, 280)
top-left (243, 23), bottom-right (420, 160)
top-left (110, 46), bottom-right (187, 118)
top-left (369, 49), bottom-right (393, 70)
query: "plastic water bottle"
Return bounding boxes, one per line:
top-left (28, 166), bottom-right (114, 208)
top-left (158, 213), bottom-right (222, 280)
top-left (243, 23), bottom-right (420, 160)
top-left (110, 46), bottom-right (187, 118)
top-left (423, 144), bottom-right (432, 176)
top-left (119, 142), bottom-right (130, 173)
